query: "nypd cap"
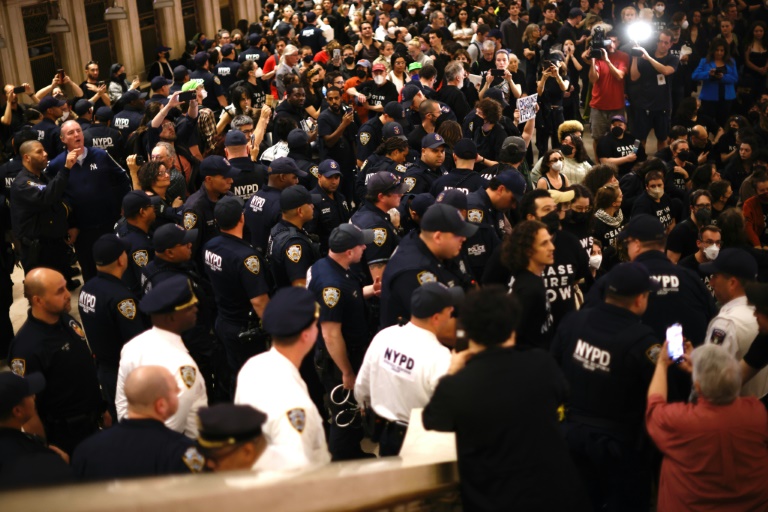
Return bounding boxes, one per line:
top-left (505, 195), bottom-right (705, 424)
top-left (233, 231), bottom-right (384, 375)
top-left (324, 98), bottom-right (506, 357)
top-left (214, 195), bottom-right (245, 229)
top-left (318, 159), bottom-right (342, 177)
top-left (436, 189), bottom-right (468, 210)
top-left (262, 287), bottom-right (319, 337)
top-left (280, 185), bottom-right (321, 211)
top-left (617, 214), bottom-right (665, 242)
top-left (269, 157), bottom-right (308, 177)
top-left (605, 262), bottom-right (662, 296)
top-left (139, 274), bottom-right (198, 314)
top-left (93, 234), bottom-right (131, 266)
top-left (153, 223), bottom-right (198, 252)
top-left (421, 203), bottom-right (479, 237)
top-left (0, 372), bottom-right (45, 417)
top-left (411, 282), bottom-right (465, 318)
top-left (700, 248), bottom-right (758, 281)
top-left (197, 404), bottom-right (267, 449)
top-left (329, 224), bottom-right (375, 252)
top-left (122, 190), bottom-right (153, 218)
top-left (382, 122), bottom-right (407, 140)
top-left (200, 155), bottom-right (239, 178)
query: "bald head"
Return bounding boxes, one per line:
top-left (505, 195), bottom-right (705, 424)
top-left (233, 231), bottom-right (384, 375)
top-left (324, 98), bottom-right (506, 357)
top-left (124, 366), bottom-right (179, 420)
top-left (24, 268), bottom-right (62, 303)
top-left (692, 125), bottom-right (707, 139)
top-left (19, 140), bottom-right (42, 158)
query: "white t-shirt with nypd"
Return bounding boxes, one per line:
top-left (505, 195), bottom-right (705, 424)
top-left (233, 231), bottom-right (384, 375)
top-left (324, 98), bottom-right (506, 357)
top-left (355, 322), bottom-right (451, 424)
top-left (235, 348), bottom-right (330, 471)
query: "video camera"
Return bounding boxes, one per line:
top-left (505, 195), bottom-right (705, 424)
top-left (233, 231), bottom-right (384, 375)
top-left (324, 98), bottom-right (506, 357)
top-left (589, 26), bottom-right (611, 58)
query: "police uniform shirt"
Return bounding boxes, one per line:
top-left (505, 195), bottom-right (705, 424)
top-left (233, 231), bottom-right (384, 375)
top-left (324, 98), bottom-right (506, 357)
top-left (76, 118), bottom-right (92, 133)
top-left (71, 419), bottom-right (202, 480)
top-left (355, 157), bottom-right (409, 201)
top-left (229, 156), bottom-right (267, 201)
top-left (8, 313), bottom-right (102, 422)
top-left (32, 118), bottom-right (63, 158)
top-left (288, 152), bottom-right (320, 191)
top-left (310, 185), bottom-right (351, 253)
top-left (83, 124), bottom-right (125, 163)
top-left (307, 257), bottom-right (370, 367)
top-left (78, 272), bottom-right (149, 368)
top-left (189, 69), bottom-right (225, 111)
top-left (356, 116), bottom-right (385, 163)
top-left (112, 105), bottom-right (144, 139)
top-left (317, 106), bottom-right (357, 168)
top-left (244, 186), bottom-right (283, 253)
top-left (551, 302), bottom-right (659, 426)
top-left (10, 167), bottom-right (70, 241)
top-left (298, 25), bottom-right (327, 54)
top-left (546, 230), bottom-right (591, 328)
top-left (464, 188), bottom-right (504, 278)
top-left (354, 322), bottom-right (451, 423)
top-left (351, 202), bottom-right (401, 266)
top-left (149, 193), bottom-right (183, 230)
top-left (118, 224), bottom-right (153, 296)
top-left (267, 219), bottom-right (318, 287)
top-left (234, 348), bottom-right (331, 470)
top-left (115, 326), bottom-right (208, 438)
top-left (214, 60), bottom-right (241, 92)
top-left (430, 168), bottom-right (488, 197)
top-left (0, 428), bottom-right (73, 490)
top-left (183, 185), bottom-right (232, 255)
top-left (202, 233), bottom-right (269, 323)
top-left (402, 160), bottom-right (445, 195)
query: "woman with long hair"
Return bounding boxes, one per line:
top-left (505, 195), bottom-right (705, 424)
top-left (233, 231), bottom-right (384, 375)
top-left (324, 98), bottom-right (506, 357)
top-left (449, 8), bottom-right (476, 48)
top-left (522, 24), bottom-right (542, 95)
top-left (388, 54), bottom-right (410, 93)
top-left (562, 39), bottom-right (583, 122)
top-left (300, 63), bottom-right (325, 120)
top-left (591, 184), bottom-right (624, 270)
top-left (137, 160), bottom-right (184, 229)
top-left (217, 85), bottom-right (257, 134)
top-left (744, 21), bottom-right (768, 98)
top-left (537, 149), bottom-right (571, 191)
top-left (479, 49), bottom-right (522, 103)
top-left (716, 18), bottom-right (739, 63)
top-left (692, 38), bottom-right (738, 127)
top-left (536, 51), bottom-right (570, 156)
top-left (471, 97), bottom-right (508, 171)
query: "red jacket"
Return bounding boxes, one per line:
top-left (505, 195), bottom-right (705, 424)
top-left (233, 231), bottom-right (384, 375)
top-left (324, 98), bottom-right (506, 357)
top-left (742, 196), bottom-right (765, 247)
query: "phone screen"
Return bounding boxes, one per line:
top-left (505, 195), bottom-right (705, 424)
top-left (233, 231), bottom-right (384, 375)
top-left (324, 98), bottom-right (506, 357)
top-left (666, 323), bottom-right (684, 362)
top-left (13, 86), bottom-right (25, 94)
top-left (333, 49), bottom-right (341, 59)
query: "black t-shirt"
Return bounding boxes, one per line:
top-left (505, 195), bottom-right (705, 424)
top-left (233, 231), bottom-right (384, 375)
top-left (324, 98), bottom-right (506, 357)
top-left (678, 253), bottom-right (715, 297)
top-left (356, 80), bottom-right (398, 109)
top-left (511, 269), bottom-right (555, 350)
top-left (666, 218), bottom-right (698, 259)
top-left (596, 133), bottom-right (646, 176)
top-left (631, 53), bottom-right (679, 110)
top-left (744, 333), bottom-right (768, 371)
top-left (631, 193), bottom-right (674, 229)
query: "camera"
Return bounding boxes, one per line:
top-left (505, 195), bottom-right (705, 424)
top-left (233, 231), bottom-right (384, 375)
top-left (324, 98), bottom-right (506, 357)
top-left (135, 155), bottom-right (145, 166)
top-left (589, 26), bottom-right (611, 58)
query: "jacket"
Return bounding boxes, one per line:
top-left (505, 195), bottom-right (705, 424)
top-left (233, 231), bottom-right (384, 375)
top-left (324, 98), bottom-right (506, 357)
top-left (743, 195), bottom-right (765, 247)
top-left (691, 59), bottom-right (738, 101)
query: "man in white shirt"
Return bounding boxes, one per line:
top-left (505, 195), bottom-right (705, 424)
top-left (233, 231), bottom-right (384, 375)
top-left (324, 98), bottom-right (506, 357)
top-left (355, 282), bottom-right (466, 456)
top-left (702, 248), bottom-right (768, 397)
top-left (115, 274), bottom-right (208, 438)
top-left (235, 287), bottom-right (331, 470)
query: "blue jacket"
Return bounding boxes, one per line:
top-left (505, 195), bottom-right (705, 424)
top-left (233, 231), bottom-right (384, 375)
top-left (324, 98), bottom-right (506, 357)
top-left (691, 58), bottom-right (738, 101)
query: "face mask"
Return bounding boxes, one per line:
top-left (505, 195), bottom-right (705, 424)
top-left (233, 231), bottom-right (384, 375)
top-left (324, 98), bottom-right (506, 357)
top-left (655, 5), bottom-right (665, 12)
top-left (541, 211), bottom-right (561, 233)
top-left (694, 207), bottom-right (711, 226)
top-left (682, 20), bottom-right (689, 29)
top-left (404, 33), bottom-right (412, 42)
top-left (610, 126), bottom-right (624, 138)
top-left (356, 69), bottom-right (367, 79)
top-left (551, 160), bottom-right (564, 172)
top-left (570, 211), bottom-right (591, 224)
top-left (201, 89), bottom-right (208, 100)
top-left (648, 187), bottom-right (664, 199)
top-left (678, 150), bottom-right (693, 162)
top-left (61, 110), bottom-right (70, 120)
top-left (118, 73), bottom-right (127, 81)
top-left (388, 26), bottom-right (397, 37)
top-left (408, 8), bottom-right (417, 15)
top-left (561, 144), bottom-right (574, 157)
top-left (374, 75), bottom-right (385, 85)
top-left (703, 244), bottom-right (719, 261)
top-left (344, 56), bottom-right (355, 64)
top-left (589, 254), bottom-right (603, 269)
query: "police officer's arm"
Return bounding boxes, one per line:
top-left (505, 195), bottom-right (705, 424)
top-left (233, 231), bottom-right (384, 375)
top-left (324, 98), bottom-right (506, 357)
top-left (17, 150), bottom-right (76, 206)
top-left (369, 263), bottom-right (386, 284)
top-left (322, 322), bottom-right (356, 389)
top-left (166, 366), bottom-right (205, 438)
top-left (113, 297), bottom-right (150, 341)
top-left (705, 318), bottom-right (739, 356)
top-left (353, 344), bottom-right (375, 406)
top-left (284, 239), bottom-right (314, 287)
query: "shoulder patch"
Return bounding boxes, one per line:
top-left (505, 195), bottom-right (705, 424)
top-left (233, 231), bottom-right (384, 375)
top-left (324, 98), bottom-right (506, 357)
top-left (183, 212), bottom-right (198, 230)
top-left (286, 244), bottom-right (302, 263)
top-left (180, 365), bottom-right (197, 388)
top-left (710, 328), bottom-right (726, 345)
top-left (10, 358), bottom-right (26, 377)
top-left (404, 176), bottom-right (416, 192)
top-left (309, 165), bottom-right (319, 178)
top-left (322, 287), bottom-right (341, 308)
top-left (372, 228), bottom-right (387, 247)
top-left (132, 250), bottom-right (149, 267)
top-left (468, 209), bottom-right (484, 223)
top-left (27, 181), bottom-right (46, 190)
top-left (69, 319), bottom-right (86, 339)
top-left (395, 164), bottom-right (407, 174)
top-left (287, 408), bottom-right (306, 433)
top-left (117, 299), bottom-right (137, 320)
top-left (213, 76), bottom-right (221, 85)
top-left (646, 344), bottom-right (662, 364)
top-left (244, 255), bottom-right (261, 274)
top-left (417, 271), bottom-right (437, 284)
top-left (359, 132), bottom-right (371, 145)
top-left (182, 446), bottom-right (205, 473)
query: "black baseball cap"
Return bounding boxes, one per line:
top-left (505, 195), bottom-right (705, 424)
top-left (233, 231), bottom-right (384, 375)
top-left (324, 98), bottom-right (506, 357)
top-left (197, 404), bottom-right (267, 449)
top-left (221, 44), bottom-right (235, 57)
top-left (173, 65), bottom-right (189, 81)
top-left (153, 223), bottom-right (198, 252)
top-left (93, 233), bottom-right (131, 266)
top-left (421, 203), bottom-right (479, 237)
top-left (151, 76), bottom-right (173, 91)
top-left (384, 101), bottom-right (405, 119)
top-left (200, 155), bottom-right (239, 178)
top-left (318, 159), bottom-right (342, 177)
top-left (0, 372), bottom-right (45, 417)
top-left (617, 214), bottom-right (665, 243)
top-left (382, 122), bottom-right (407, 141)
top-left (139, 274), bottom-right (198, 314)
top-left (224, 130), bottom-right (248, 147)
top-left (214, 195), bottom-right (244, 228)
top-left (700, 248), bottom-right (758, 281)
top-left (495, 169), bottom-right (527, 201)
top-left (94, 106), bottom-right (114, 122)
top-left (401, 84), bottom-right (423, 109)
top-left (605, 262), bottom-right (661, 296)
top-left (422, 133), bottom-right (447, 150)
top-left (194, 51), bottom-right (210, 66)
top-left (484, 88), bottom-right (508, 107)
top-left (287, 128), bottom-right (310, 149)
top-left (262, 287), bottom-right (319, 337)
top-left (280, 185), bottom-right (321, 211)
top-left (453, 138), bottom-right (478, 160)
top-left (122, 189), bottom-right (153, 218)
top-left (436, 189), bottom-right (468, 210)
top-left (329, 224), bottom-right (375, 252)
top-left (367, 171), bottom-right (409, 195)
top-left (269, 157), bottom-right (308, 177)
top-left (411, 282), bottom-right (465, 318)
top-left (73, 99), bottom-right (92, 116)
top-left (409, 193), bottom-right (436, 217)
top-left (38, 96), bottom-right (67, 112)
top-left (122, 89), bottom-right (148, 102)
top-left (568, 7), bottom-right (585, 18)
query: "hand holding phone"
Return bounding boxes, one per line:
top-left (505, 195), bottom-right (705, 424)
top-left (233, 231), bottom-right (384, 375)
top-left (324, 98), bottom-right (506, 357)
top-left (13, 86), bottom-right (25, 94)
top-left (666, 323), bottom-right (684, 363)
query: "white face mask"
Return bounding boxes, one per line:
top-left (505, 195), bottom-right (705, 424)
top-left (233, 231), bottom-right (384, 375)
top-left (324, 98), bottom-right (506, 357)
top-left (404, 33), bottom-right (412, 42)
top-left (388, 26), bottom-right (397, 37)
top-left (655, 4), bottom-right (665, 12)
top-left (703, 244), bottom-right (720, 261)
top-left (408, 8), bottom-right (416, 15)
top-left (681, 20), bottom-right (689, 29)
top-left (374, 75), bottom-right (386, 85)
top-left (648, 186), bottom-right (664, 199)
top-left (201, 89), bottom-right (208, 100)
top-left (551, 160), bottom-right (564, 172)
top-left (589, 254), bottom-right (603, 269)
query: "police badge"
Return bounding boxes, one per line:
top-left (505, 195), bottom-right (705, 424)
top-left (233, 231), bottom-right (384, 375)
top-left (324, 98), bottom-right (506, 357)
top-left (359, 132), bottom-right (371, 145)
top-left (372, 228), bottom-right (387, 246)
top-left (646, 344), bottom-right (662, 364)
top-left (404, 177), bottom-right (416, 192)
top-left (69, 319), bottom-right (86, 339)
top-left (287, 408), bottom-right (307, 433)
top-left (180, 365), bottom-right (197, 388)
top-left (117, 299), bottom-right (137, 320)
top-left (395, 164), bottom-right (407, 174)
top-left (310, 166), bottom-right (319, 178)
top-left (286, 244), bottom-right (302, 262)
top-left (244, 255), bottom-right (261, 274)
top-left (132, 250), bottom-right (149, 267)
top-left (468, 209), bottom-right (484, 223)
top-left (10, 358), bottom-right (25, 377)
top-left (182, 447), bottom-right (205, 472)
top-left (323, 287), bottom-right (341, 308)
top-left (417, 271), bottom-right (437, 284)
top-left (710, 329), bottom-right (726, 345)
top-left (183, 212), bottom-right (198, 230)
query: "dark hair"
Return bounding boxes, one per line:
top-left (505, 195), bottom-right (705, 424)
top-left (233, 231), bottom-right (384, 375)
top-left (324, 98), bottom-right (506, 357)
top-left (458, 285), bottom-right (521, 346)
top-left (501, 220), bottom-right (548, 272)
top-left (229, 86), bottom-right (250, 114)
top-left (285, 82), bottom-right (304, 97)
top-left (689, 189), bottom-right (713, 207)
top-left (582, 164), bottom-right (617, 196)
top-left (644, 170), bottom-right (664, 185)
top-left (569, 183), bottom-right (593, 204)
top-left (690, 163), bottom-right (716, 191)
top-left (436, 120), bottom-right (462, 148)
top-left (540, 148), bottom-right (564, 177)
top-left (519, 189), bottom-right (552, 219)
top-left (595, 184), bottom-right (620, 210)
top-left (13, 127), bottom-right (39, 155)
top-left (706, 38), bottom-right (732, 63)
top-left (476, 97), bottom-right (502, 125)
top-left (420, 64), bottom-right (438, 80)
top-left (137, 161), bottom-right (166, 192)
top-left (375, 136), bottom-right (410, 156)
top-left (670, 125), bottom-right (690, 139)
top-left (708, 179), bottom-right (732, 200)
top-left (274, 116), bottom-right (298, 141)
top-left (718, 207), bottom-right (748, 248)
top-left (675, 97), bottom-right (699, 120)
top-left (751, 169), bottom-right (768, 185)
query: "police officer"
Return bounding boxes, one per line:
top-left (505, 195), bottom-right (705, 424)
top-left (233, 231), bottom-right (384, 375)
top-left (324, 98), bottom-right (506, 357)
top-left (72, 366), bottom-right (204, 480)
top-left (118, 190), bottom-right (155, 296)
top-left (380, 203), bottom-right (478, 327)
top-left (116, 274), bottom-right (209, 438)
top-left (307, 224), bottom-right (378, 460)
top-left (355, 123), bottom-right (410, 201)
top-left (224, 130), bottom-right (266, 201)
top-left (429, 138), bottom-right (487, 196)
top-left (355, 282), bottom-right (463, 456)
top-left (214, 44), bottom-right (241, 92)
top-left (147, 77), bottom-right (172, 106)
top-left (170, 65), bottom-right (189, 94)
top-left (8, 268), bottom-right (104, 455)
top-left (203, 196), bottom-right (270, 389)
top-left (183, 155), bottom-right (238, 266)
top-left (196, 403), bottom-right (269, 472)
top-left (552, 262), bottom-right (662, 512)
top-left (310, 159), bottom-right (351, 254)
top-left (32, 96), bottom-right (65, 158)
top-left (73, 100), bottom-right (93, 132)
top-left (10, 140), bottom-right (74, 282)
top-left (298, 12), bottom-right (328, 54)
top-left (238, 33), bottom-right (268, 64)
top-left (244, 157), bottom-right (306, 253)
top-left (112, 89), bottom-right (147, 140)
top-left (356, 101), bottom-right (407, 167)
top-left (190, 52), bottom-right (227, 112)
top-left (400, 133), bottom-right (447, 195)
top-left (267, 185), bottom-right (321, 289)
top-left (84, 106), bottom-right (125, 167)
top-left (351, 172), bottom-right (406, 284)
top-left (78, 234), bottom-right (150, 420)
top-left (234, 287), bottom-right (331, 471)
top-left (286, 128), bottom-right (319, 190)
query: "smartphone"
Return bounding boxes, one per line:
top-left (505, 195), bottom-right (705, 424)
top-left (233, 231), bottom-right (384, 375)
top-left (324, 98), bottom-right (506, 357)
top-left (13, 86), bottom-right (25, 94)
top-left (490, 69), bottom-right (505, 77)
top-left (454, 318), bottom-right (468, 352)
top-left (178, 90), bottom-right (196, 102)
top-left (333, 48), bottom-right (341, 60)
top-left (98, 81), bottom-right (105, 87)
top-left (57, 69), bottom-right (65, 81)
top-left (666, 323), bottom-right (684, 363)
top-left (716, 66), bottom-right (726, 74)
top-left (633, 139), bottom-right (641, 154)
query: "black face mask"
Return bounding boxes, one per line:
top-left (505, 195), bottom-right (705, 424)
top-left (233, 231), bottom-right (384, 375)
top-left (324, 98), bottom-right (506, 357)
top-left (541, 211), bottom-right (561, 233)
top-left (118, 73), bottom-right (127, 82)
top-left (678, 150), bottom-right (694, 162)
top-left (694, 207), bottom-right (711, 226)
top-left (610, 126), bottom-right (624, 138)
top-left (356, 69), bottom-right (367, 79)
top-left (344, 56), bottom-right (355, 64)
top-left (569, 210), bottom-right (591, 224)
top-left (561, 144), bottom-right (574, 157)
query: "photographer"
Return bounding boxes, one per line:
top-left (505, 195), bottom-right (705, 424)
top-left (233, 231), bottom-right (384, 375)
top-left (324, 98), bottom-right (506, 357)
top-left (536, 51), bottom-right (570, 156)
top-left (587, 29), bottom-right (629, 157)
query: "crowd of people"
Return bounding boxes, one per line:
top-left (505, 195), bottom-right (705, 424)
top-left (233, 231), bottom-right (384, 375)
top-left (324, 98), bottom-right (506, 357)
top-left (3, 0), bottom-right (768, 509)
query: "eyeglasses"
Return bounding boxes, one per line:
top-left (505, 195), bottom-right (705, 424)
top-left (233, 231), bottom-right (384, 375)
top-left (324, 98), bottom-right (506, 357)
top-left (572, 205), bottom-right (592, 213)
top-left (694, 203), bottom-right (712, 210)
top-left (700, 239), bottom-right (721, 246)
top-left (156, 170), bottom-right (170, 177)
